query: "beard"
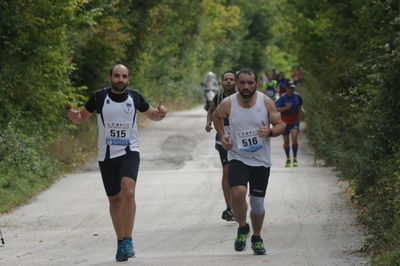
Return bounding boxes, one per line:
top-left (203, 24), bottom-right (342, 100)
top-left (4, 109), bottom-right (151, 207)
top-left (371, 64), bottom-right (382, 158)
top-left (239, 88), bottom-right (256, 99)
top-left (112, 81), bottom-right (128, 92)
top-left (223, 84), bottom-right (235, 93)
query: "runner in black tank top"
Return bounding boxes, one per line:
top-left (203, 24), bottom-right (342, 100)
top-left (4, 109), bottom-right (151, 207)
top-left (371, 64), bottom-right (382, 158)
top-left (205, 71), bottom-right (236, 221)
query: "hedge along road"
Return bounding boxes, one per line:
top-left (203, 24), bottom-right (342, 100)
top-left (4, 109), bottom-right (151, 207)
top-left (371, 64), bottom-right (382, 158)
top-left (0, 105), bottom-right (368, 266)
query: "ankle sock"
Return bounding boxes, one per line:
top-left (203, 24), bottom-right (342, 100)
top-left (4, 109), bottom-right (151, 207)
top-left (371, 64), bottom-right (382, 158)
top-left (239, 223), bottom-right (250, 234)
top-left (251, 235), bottom-right (262, 243)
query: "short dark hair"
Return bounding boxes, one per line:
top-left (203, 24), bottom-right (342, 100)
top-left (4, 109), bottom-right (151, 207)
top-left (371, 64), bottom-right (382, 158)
top-left (221, 70), bottom-right (236, 81)
top-left (109, 64), bottom-right (129, 77)
top-left (236, 68), bottom-right (257, 82)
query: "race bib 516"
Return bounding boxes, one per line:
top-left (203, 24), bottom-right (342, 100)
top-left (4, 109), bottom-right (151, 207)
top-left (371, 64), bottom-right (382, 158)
top-left (237, 129), bottom-right (263, 152)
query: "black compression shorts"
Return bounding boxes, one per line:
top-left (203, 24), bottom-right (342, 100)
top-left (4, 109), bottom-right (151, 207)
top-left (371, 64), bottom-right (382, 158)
top-left (215, 144), bottom-right (228, 166)
top-left (228, 159), bottom-right (270, 197)
top-left (98, 151), bottom-right (140, 196)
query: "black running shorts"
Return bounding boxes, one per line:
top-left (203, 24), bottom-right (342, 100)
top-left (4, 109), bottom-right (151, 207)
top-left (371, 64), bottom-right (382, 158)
top-left (228, 159), bottom-right (270, 197)
top-left (98, 151), bottom-right (140, 196)
top-left (215, 144), bottom-right (228, 166)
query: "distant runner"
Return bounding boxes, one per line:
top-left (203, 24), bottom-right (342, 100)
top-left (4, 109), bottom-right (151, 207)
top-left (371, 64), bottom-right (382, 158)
top-left (275, 81), bottom-right (305, 167)
top-left (205, 70), bottom-right (236, 222)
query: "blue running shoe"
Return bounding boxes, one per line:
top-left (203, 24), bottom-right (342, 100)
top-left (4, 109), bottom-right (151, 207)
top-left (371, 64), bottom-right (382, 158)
top-left (234, 224), bottom-right (249, 251)
top-left (123, 237), bottom-right (135, 258)
top-left (251, 236), bottom-right (266, 255)
top-left (116, 241), bottom-right (128, 262)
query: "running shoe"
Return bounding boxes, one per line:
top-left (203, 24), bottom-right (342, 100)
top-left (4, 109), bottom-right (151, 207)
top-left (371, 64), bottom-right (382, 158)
top-left (221, 209), bottom-right (235, 221)
top-left (123, 237), bottom-right (135, 258)
top-left (116, 241), bottom-right (128, 262)
top-left (234, 224), bottom-right (249, 251)
top-left (292, 158), bottom-right (298, 167)
top-left (251, 236), bottom-right (266, 255)
top-left (285, 158), bottom-right (291, 167)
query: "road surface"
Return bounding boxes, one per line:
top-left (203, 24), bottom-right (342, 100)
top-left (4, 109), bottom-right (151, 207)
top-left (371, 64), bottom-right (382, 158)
top-left (0, 106), bottom-right (368, 266)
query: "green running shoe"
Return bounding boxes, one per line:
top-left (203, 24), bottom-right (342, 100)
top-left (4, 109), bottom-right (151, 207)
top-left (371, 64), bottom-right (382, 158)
top-left (234, 224), bottom-right (249, 251)
top-left (285, 158), bottom-right (291, 167)
top-left (251, 236), bottom-right (266, 255)
top-left (292, 158), bottom-right (298, 167)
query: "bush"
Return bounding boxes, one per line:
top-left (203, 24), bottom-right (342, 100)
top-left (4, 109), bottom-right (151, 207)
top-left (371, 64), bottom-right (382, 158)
top-left (0, 122), bottom-right (57, 213)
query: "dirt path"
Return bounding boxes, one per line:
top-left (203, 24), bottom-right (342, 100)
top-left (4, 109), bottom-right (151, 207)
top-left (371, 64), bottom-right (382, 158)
top-left (0, 106), bottom-right (368, 265)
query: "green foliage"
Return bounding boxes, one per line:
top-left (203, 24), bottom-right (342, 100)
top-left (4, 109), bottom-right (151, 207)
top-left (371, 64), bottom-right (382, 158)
top-left (371, 214), bottom-right (400, 265)
top-left (263, 45), bottom-right (297, 74)
top-left (284, 0), bottom-right (400, 262)
top-left (70, 0), bottom-right (132, 94)
top-left (0, 121), bottom-right (57, 213)
top-left (120, 0), bottom-right (243, 105)
top-left (232, 0), bottom-right (275, 72)
top-left (0, 0), bottom-right (83, 137)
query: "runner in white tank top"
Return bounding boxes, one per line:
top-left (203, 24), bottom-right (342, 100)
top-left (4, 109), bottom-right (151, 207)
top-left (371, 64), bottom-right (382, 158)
top-left (212, 68), bottom-right (284, 255)
top-left (228, 90), bottom-right (271, 168)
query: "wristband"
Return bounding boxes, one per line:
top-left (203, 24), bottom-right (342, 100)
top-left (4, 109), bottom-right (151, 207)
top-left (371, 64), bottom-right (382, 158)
top-left (268, 130), bottom-right (274, 137)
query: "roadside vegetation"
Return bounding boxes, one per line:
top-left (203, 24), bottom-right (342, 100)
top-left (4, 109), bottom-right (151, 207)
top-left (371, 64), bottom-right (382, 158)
top-left (280, 1), bottom-right (400, 264)
top-left (0, 1), bottom-right (398, 264)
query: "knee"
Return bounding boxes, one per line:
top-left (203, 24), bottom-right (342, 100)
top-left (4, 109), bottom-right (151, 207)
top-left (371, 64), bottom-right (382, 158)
top-left (121, 186), bottom-right (135, 200)
top-left (121, 178), bottom-right (136, 200)
top-left (231, 186), bottom-right (247, 201)
top-left (250, 195), bottom-right (265, 215)
top-left (108, 194), bottom-right (122, 207)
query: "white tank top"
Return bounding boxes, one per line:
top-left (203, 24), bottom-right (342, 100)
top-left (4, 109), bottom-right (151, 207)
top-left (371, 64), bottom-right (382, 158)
top-left (228, 91), bottom-right (271, 167)
top-left (97, 93), bottom-right (139, 161)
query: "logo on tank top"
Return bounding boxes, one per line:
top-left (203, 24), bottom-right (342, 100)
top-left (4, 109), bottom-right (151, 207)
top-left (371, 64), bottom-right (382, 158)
top-left (123, 100), bottom-right (134, 114)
